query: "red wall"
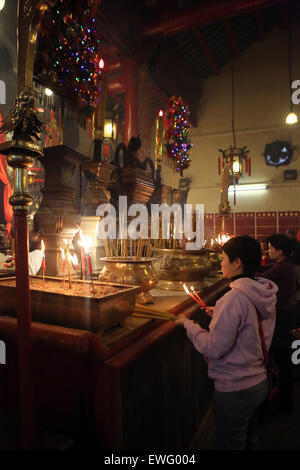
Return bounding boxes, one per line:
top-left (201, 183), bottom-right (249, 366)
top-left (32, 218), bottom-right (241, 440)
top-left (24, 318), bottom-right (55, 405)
top-left (205, 211), bottom-right (300, 241)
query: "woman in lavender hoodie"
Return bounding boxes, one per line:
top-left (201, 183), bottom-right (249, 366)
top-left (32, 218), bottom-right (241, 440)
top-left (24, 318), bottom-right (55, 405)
top-left (175, 236), bottom-right (278, 450)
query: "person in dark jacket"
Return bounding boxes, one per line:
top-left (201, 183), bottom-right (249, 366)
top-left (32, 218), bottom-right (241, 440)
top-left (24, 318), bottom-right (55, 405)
top-left (260, 233), bottom-right (296, 412)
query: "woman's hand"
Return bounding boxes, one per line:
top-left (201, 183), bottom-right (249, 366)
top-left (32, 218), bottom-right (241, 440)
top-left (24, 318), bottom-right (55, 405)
top-left (205, 306), bottom-right (214, 318)
top-left (175, 313), bottom-right (189, 326)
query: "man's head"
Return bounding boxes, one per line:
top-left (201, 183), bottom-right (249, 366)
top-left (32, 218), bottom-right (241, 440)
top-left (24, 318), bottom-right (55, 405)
top-left (286, 229), bottom-right (296, 240)
top-left (29, 229), bottom-right (41, 252)
top-left (221, 235), bottom-right (262, 279)
top-left (266, 233), bottom-right (292, 261)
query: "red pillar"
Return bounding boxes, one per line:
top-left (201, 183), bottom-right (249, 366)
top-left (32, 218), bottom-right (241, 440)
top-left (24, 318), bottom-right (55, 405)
top-left (14, 209), bottom-right (34, 448)
top-left (123, 58), bottom-right (139, 145)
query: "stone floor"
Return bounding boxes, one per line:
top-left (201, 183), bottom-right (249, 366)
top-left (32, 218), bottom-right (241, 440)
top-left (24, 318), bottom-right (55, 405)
top-left (194, 372), bottom-right (300, 450)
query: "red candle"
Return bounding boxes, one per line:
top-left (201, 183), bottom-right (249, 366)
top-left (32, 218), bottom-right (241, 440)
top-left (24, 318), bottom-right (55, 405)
top-left (87, 254), bottom-right (95, 294)
top-left (191, 286), bottom-right (207, 309)
top-left (63, 240), bottom-right (72, 289)
top-left (87, 255), bottom-right (93, 277)
top-left (81, 234), bottom-right (94, 293)
top-left (60, 248), bottom-right (66, 286)
top-left (77, 228), bottom-right (86, 282)
top-left (66, 252), bottom-right (72, 290)
top-left (183, 284), bottom-right (203, 306)
top-left (71, 253), bottom-right (79, 271)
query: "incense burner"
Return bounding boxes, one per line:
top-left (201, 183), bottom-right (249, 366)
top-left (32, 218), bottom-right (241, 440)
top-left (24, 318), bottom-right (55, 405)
top-left (0, 276), bottom-right (139, 335)
top-left (99, 257), bottom-right (158, 304)
top-left (208, 250), bottom-right (222, 271)
top-left (152, 248), bottom-right (212, 290)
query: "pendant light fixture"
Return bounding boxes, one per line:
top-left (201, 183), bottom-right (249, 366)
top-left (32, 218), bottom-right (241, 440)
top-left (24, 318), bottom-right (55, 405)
top-left (286, 18), bottom-right (298, 125)
top-left (218, 60), bottom-right (250, 204)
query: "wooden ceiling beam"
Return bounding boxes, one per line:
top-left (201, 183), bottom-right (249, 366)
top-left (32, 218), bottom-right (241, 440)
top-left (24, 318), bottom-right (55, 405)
top-left (143, 0), bottom-right (282, 37)
top-left (107, 59), bottom-right (123, 74)
top-left (224, 19), bottom-right (240, 60)
top-left (108, 77), bottom-right (124, 95)
top-left (193, 29), bottom-right (219, 75)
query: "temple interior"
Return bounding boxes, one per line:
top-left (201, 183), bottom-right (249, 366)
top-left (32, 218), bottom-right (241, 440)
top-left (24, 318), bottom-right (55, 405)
top-left (0, 0), bottom-right (300, 452)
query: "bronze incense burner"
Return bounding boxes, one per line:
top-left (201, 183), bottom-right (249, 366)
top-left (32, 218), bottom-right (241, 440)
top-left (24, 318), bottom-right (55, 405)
top-left (99, 257), bottom-right (158, 304)
top-left (152, 248), bottom-right (212, 290)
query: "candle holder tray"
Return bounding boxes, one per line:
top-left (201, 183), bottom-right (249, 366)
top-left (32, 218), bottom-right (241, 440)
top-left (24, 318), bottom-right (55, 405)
top-left (0, 276), bottom-right (140, 334)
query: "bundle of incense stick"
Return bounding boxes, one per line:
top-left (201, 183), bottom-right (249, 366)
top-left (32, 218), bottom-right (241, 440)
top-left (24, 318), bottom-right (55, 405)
top-left (103, 236), bottom-right (153, 260)
top-left (152, 215), bottom-right (185, 250)
top-left (133, 303), bottom-right (176, 321)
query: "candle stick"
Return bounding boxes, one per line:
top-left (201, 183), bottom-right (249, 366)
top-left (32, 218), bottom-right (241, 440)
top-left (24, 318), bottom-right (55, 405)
top-left (87, 254), bottom-right (95, 294)
top-left (64, 240), bottom-right (72, 289)
top-left (77, 228), bottom-right (86, 282)
top-left (183, 284), bottom-right (203, 306)
top-left (71, 253), bottom-right (79, 291)
top-left (71, 253), bottom-right (79, 271)
top-left (66, 252), bottom-right (72, 290)
top-left (60, 248), bottom-right (66, 286)
top-left (154, 109), bottom-right (164, 170)
top-left (41, 240), bottom-right (46, 288)
top-left (190, 286), bottom-right (207, 309)
top-left (82, 234), bottom-right (94, 294)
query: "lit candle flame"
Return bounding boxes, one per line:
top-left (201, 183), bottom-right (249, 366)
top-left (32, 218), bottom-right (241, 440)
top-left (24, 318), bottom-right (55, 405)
top-left (183, 283), bottom-right (205, 307)
top-left (60, 247), bottom-right (65, 260)
top-left (191, 286), bottom-right (207, 308)
top-left (41, 239), bottom-right (45, 257)
top-left (60, 247), bottom-right (66, 285)
top-left (77, 227), bottom-right (87, 282)
top-left (83, 235), bottom-right (92, 254)
top-left (183, 284), bottom-right (189, 295)
top-left (66, 251), bottom-right (72, 289)
top-left (77, 228), bottom-right (91, 252)
top-left (71, 253), bottom-right (79, 269)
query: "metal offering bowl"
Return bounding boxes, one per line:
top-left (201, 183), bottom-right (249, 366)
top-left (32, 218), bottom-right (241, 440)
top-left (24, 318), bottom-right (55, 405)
top-left (208, 250), bottom-right (222, 271)
top-left (152, 248), bottom-right (212, 290)
top-left (0, 276), bottom-right (139, 334)
top-left (99, 257), bottom-right (158, 304)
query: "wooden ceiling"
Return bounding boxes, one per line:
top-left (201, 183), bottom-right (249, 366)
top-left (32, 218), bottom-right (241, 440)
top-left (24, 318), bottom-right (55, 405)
top-left (97, 0), bottom-right (300, 122)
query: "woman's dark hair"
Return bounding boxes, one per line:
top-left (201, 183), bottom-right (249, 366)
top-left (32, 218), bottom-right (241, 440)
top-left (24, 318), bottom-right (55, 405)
top-left (266, 233), bottom-right (293, 257)
top-left (286, 229), bottom-right (296, 239)
top-left (222, 235), bottom-right (262, 277)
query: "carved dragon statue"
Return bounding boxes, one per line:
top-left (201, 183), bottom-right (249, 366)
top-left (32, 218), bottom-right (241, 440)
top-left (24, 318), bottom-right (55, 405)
top-left (0, 87), bottom-right (50, 143)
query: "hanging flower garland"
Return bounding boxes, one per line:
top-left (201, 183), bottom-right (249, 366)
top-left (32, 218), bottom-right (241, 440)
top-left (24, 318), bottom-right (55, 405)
top-left (34, 0), bottom-right (103, 117)
top-left (164, 96), bottom-right (192, 176)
